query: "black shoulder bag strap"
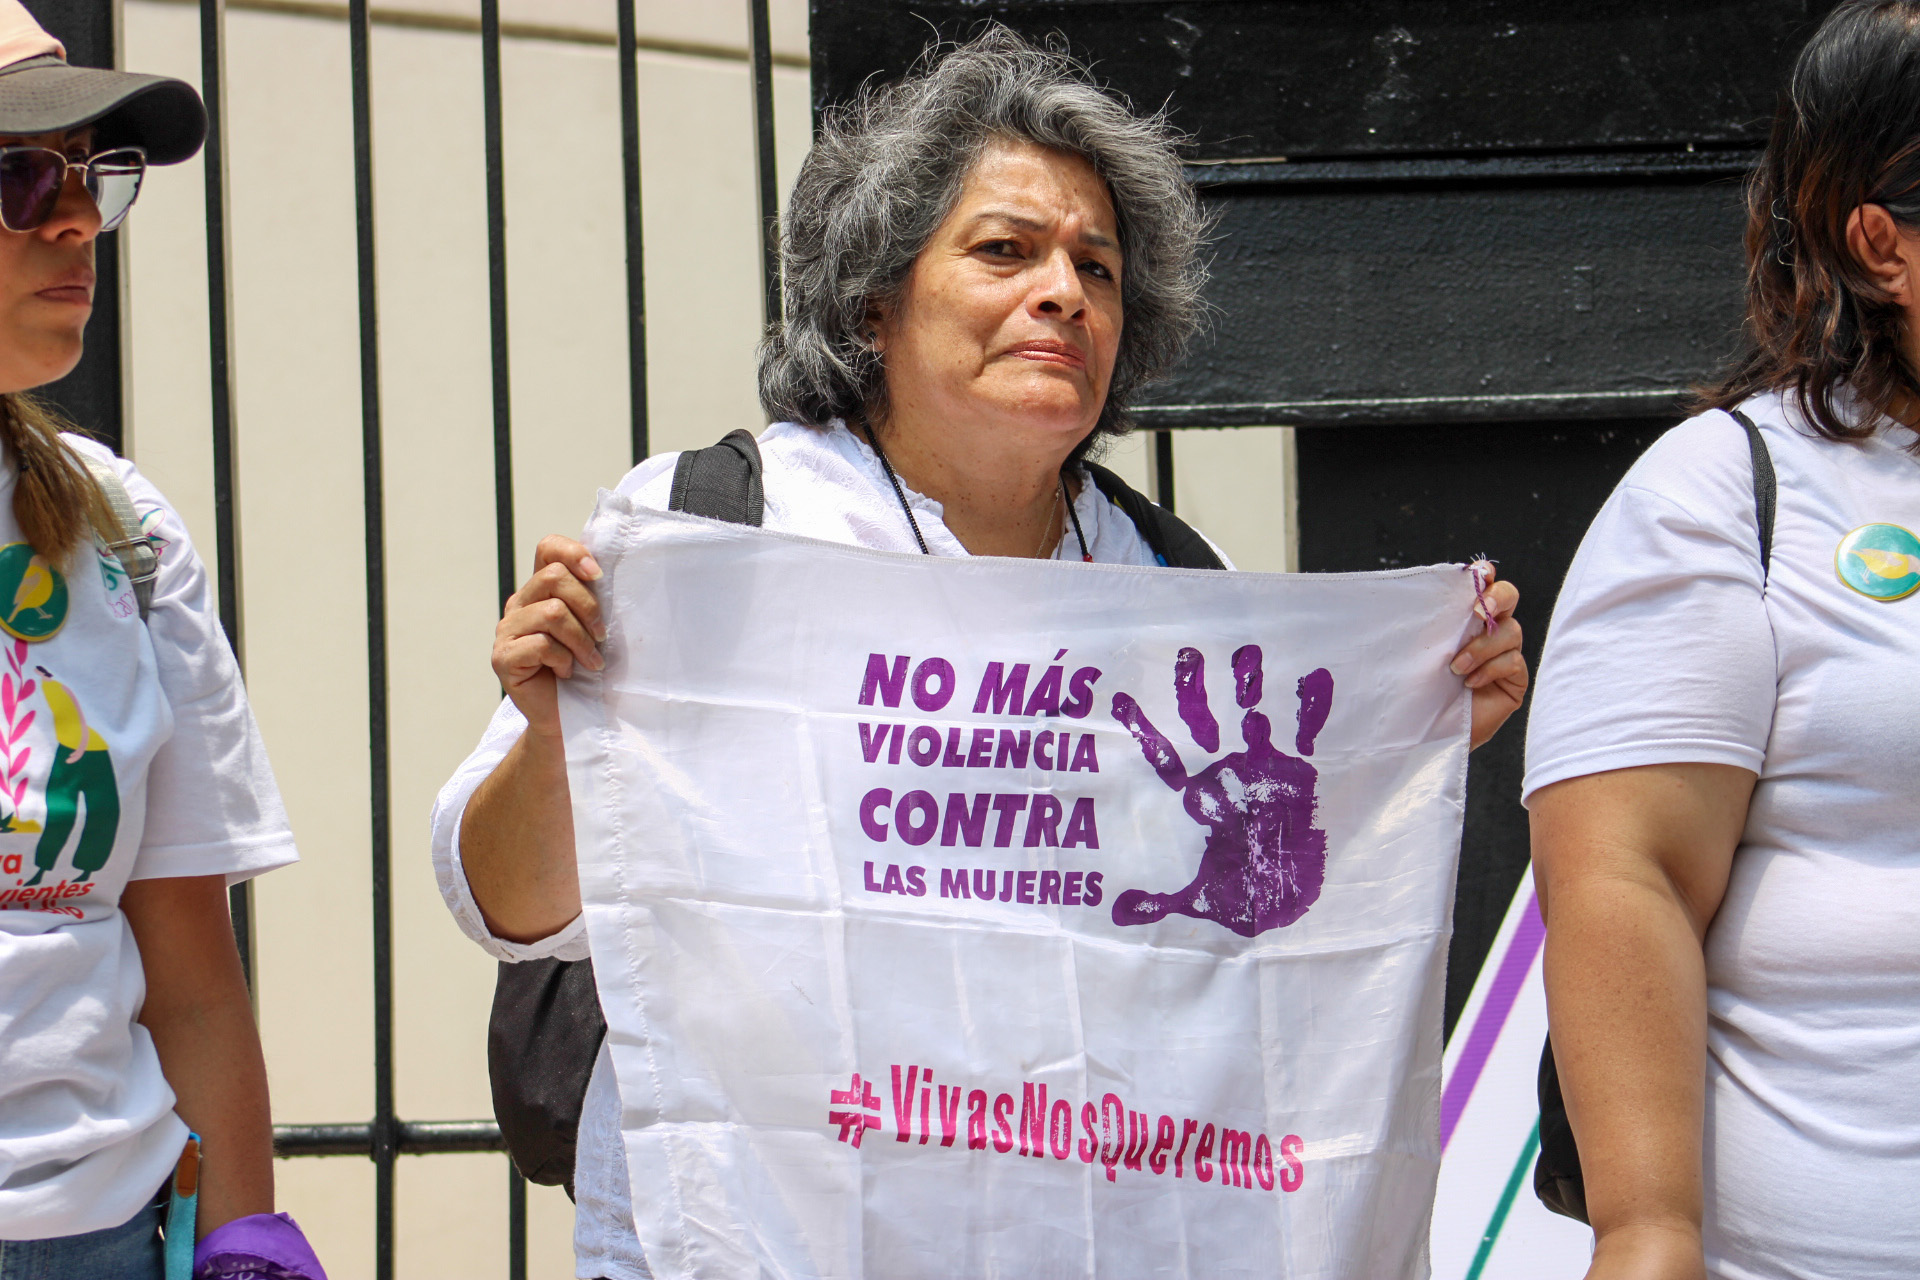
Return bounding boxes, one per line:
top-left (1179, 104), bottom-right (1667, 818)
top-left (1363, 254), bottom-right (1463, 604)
top-left (1731, 408), bottom-right (1777, 577)
top-left (487, 429), bottom-right (766, 1195)
top-left (667, 427), bottom-right (765, 526)
top-left (1082, 461), bottom-right (1226, 570)
top-left (1532, 407), bottom-right (1775, 1223)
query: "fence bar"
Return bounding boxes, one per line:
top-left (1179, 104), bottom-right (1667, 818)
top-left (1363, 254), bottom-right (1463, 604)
top-left (197, 0), bottom-right (256, 983)
top-left (478, 10), bottom-right (527, 1271)
top-left (1153, 429), bottom-right (1176, 512)
top-left (199, 0), bottom-right (240, 652)
top-left (615, 0), bottom-right (648, 462)
top-left (344, 1), bottom-right (397, 1276)
top-left (508, 1166), bottom-right (528, 1280)
top-left (481, 0), bottom-right (515, 608)
top-left (745, 0), bottom-right (780, 328)
top-left (274, 1119), bottom-right (505, 1158)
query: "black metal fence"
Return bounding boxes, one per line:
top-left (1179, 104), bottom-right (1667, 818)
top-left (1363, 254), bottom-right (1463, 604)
top-left (270, 2), bottom-right (786, 1273)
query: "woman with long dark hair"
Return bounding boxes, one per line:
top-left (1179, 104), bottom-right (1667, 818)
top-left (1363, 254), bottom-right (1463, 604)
top-left (1528, 3), bottom-right (1920, 1276)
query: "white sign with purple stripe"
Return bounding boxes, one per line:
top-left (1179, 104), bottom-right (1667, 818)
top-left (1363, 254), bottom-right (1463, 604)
top-left (1430, 867), bottom-right (1593, 1278)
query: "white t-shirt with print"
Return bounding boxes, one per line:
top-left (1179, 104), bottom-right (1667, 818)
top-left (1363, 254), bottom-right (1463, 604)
top-left (0, 436), bottom-right (297, 1240)
top-left (1524, 393), bottom-right (1920, 1279)
top-left (432, 419), bottom-right (1221, 1280)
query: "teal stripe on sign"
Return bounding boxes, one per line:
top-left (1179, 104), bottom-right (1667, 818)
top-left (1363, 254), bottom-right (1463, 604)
top-left (1463, 1119), bottom-right (1542, 1280)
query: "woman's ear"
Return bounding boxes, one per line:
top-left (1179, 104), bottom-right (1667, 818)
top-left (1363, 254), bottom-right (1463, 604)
top-left (863, 302), bottom-right (888, 353)
top-left (1847, 203), bottom-right (1917, 307)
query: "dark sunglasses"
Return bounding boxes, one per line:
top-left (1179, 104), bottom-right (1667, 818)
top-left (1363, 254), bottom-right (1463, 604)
top-left (0, 145), bottom-right (146, 234)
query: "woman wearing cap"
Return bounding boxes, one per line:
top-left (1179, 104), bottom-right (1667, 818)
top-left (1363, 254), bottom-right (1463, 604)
top-left (1528, 3), bottom-right (1920, 1277)
top-left (0, 4), bottom-right (322, 1276)
top-left (432, 28), bottom-right (1529, 1278)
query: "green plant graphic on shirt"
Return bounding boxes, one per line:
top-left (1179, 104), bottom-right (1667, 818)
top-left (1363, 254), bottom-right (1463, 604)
top-left (23, 664), bottom-right (117, 886)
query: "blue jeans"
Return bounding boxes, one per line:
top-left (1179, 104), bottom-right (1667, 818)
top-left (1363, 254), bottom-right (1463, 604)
top-left (0, 1186), bottom-right (165, 1280)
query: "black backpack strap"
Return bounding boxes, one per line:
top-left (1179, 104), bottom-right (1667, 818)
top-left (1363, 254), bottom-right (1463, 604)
top-left (669, 428), bottom-right (765, 526)
top-left (490, 428), bottom-right (768, 1195)
top-left (1728, 408), bottom-right (1776, 579)
top-left (1082, 461), bottom-right (1225, 571)
top-left (1533, 1035), bottom-right (1589, 1223)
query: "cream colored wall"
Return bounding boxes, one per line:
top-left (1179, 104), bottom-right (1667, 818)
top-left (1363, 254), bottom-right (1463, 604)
top-left (1097, 426), bottom-right (1297, 573)
top-left (122, 4), bottom-right (808, 1276)
top-left (113, 3), bottom-right (1292, 1277)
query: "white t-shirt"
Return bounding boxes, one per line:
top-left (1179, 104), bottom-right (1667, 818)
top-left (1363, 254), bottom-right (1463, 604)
top-left (0, 436), bottom-right (297, 1240)
top-left (432, 420), bottom-right (1218, 1280)
top-left (1524, 392), bottom-right (1920, 1279)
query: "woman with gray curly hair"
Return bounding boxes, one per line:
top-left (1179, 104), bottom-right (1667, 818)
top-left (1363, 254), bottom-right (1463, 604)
top-left (434, 25), bottom-right (1526, 1278)
top-left (761, 25), bottom-right (1207, 453)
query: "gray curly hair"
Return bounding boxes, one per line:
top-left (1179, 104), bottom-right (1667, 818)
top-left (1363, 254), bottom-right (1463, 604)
top-left (757, 25), bottom-right (1209, 446)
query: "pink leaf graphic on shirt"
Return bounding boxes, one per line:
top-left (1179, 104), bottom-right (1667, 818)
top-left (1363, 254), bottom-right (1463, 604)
top-left (0, 665), bottom-right (30, 821)
top-left (18, 679), bottom-right (33, 704)
top-left (6, 640), bottom-right (22, 676)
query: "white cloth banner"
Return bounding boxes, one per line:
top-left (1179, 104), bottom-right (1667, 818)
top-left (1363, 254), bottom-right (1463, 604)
top-left (561, 497), bottom-right (1474, 1280)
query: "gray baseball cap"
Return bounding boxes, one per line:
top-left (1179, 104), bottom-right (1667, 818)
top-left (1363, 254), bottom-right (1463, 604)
top-left (0, 2), bottom-right (205, 165)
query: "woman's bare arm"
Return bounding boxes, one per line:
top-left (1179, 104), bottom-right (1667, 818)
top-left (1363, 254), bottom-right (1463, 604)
top-left (122, 874), bottom-right (272, 1237)
top-left (1531, 762), bottom-right (1754, 1280)
top-left (462, 724), bottom-right (582, 942)
top-left (459, 536), bottom-right (604, 943)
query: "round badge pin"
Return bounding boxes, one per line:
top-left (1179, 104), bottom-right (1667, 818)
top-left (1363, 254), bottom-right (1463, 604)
top-left (0, 542), bottom-right (67, 641)
top-left (1835, 522), bottom-right (1920, 601)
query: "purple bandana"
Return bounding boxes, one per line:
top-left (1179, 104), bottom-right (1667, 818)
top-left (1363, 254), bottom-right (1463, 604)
top-left (192, 1212), bottom-right (328, 1280)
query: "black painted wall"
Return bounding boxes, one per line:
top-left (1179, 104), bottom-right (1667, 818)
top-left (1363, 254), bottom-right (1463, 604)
top-left (19, 0), bottom-right (121, 453)
top-left (1295, 419), bottom-right (1669, 1030)
top-left (812, 1), bottom-right (1837, 1035)
top-left (814, 2), bottom-right (1820, 161)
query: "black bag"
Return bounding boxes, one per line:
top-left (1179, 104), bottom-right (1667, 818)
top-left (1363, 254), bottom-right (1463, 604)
top-left (488, 430), bottom-right (1219, 1193)
top-left (1532, 407), bottom-right (1775, 1221)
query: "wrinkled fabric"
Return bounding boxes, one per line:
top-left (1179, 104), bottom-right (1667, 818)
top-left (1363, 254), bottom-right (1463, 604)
top-left (427, 419), bottom-right (1211, 1280)
top-left (192, 1212), bottom-right (326, 1279)
top-left (560, 499), bottom-right (1474, 1280)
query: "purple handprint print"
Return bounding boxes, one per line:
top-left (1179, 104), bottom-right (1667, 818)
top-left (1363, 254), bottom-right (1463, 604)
top-left (1110, 646), bottom-right (1334, 938)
